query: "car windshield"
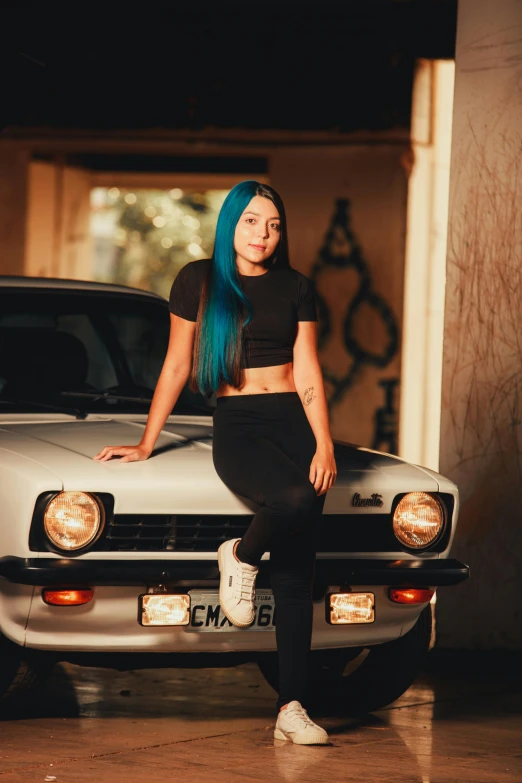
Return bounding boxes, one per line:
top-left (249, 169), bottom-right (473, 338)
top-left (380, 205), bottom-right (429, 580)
top-left (0, 288), bottom-right (215, 415)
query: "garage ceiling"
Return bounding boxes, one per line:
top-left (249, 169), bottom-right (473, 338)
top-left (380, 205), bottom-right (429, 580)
top-left (1, 1), bottom-right (457, 133)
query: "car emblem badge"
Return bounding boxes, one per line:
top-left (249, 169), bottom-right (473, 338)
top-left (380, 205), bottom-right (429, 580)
top-left (352, 492), bottom-right (384, 508)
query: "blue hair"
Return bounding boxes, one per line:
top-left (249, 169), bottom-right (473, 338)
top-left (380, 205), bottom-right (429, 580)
top-left (189, 180), bottom-right (289, 397)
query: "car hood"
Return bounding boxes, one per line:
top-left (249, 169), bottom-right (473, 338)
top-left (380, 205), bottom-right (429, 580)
top-left (0, 416), bottom-right (439, 514)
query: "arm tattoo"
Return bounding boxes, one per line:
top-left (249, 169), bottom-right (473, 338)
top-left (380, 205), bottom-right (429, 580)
top-left (303, 386), bottom-right (316, 406)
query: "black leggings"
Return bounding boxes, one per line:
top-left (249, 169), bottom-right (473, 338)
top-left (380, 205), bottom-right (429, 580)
top-left (212, 391), bottom-right (326, 709)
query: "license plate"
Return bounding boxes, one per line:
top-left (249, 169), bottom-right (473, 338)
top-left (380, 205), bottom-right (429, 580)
top-left (186, 590), bottom-right (275, 632)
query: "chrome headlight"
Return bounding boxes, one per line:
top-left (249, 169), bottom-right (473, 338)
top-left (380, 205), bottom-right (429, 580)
top-left (393, 492), bottom-right (444, 549)
top-left (44, 491), bottom-right (103, 551)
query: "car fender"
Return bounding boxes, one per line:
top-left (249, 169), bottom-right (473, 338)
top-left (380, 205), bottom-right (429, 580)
top-left (0, 449), bottom-right (62, 646)
top-left (411, 463), bottom-right (460, 555)
top-left (0, 447), bottom-right (62, 556)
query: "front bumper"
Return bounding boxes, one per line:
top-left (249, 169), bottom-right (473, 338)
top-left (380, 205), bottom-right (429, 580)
top-left (0, 556), bottom-right (469, 590)
top-left (0, 556), bottom-right (469, 653)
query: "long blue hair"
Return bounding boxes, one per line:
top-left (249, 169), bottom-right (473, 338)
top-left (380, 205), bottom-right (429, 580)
top-left (188, 181), bottom-right (289, 397)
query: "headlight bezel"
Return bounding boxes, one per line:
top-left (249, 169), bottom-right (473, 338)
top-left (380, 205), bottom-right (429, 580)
top-left (392, 491), bottom-right (448, 553)
top-left (43, 491), bottom-right (105, 553)
top-left (30, 491), bottom-right (114, 556)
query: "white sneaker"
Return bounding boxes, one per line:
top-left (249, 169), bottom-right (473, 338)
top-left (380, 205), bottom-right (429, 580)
top-left (217, 538), bottom-right (258, 628)
top-left (274, 701), bottom-right (330, 745)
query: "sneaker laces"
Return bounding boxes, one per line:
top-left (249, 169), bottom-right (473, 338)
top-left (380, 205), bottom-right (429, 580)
top-left (285, 704), bottom-right (317, 730)
top-left (237, 567), bottom-right (257, 602)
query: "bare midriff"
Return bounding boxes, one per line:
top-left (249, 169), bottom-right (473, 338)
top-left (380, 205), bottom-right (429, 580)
top-left (216, 361), bottom-right (297, 398)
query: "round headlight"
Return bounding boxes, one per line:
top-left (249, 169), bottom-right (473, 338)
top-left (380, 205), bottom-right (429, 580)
top-left (393, 492), bottom-right (444, 549)
top-left (44, 492), bottom-right (103, 551)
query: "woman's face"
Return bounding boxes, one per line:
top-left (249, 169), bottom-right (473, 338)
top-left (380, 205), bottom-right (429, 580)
top-left (234, 195), bottom-right (281, 267)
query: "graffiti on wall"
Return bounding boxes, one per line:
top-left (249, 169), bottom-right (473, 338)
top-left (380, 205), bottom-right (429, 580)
top-left (372, 378), bottom-right (399, 455)
top-left (309, 198), bottom-right (399, 450)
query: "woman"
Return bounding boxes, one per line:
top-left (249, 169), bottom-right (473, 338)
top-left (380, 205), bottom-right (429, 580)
top-left (94, 181), bottom-right (337, 745)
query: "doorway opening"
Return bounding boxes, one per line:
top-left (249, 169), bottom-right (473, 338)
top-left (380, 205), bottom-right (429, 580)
top-left (90, 187), bottom-right (229, 299)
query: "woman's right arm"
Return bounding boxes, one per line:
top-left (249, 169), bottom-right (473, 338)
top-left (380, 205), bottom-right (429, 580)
top-left (93, 314), bottom-right (197, 462)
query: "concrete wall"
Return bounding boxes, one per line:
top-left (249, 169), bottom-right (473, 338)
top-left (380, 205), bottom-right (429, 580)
top-left (0, 147), bottom-right (30, 275)
top-left (25, 162), bottom-right (92, 280)
top-left (0, 158), bottom-right (93, 281)
top-left (25, 162), bottom-right (58, 278)
top-left (438, 0), bottom-right (522, 648)
top-left (271, 146), bottom-right (408, 448)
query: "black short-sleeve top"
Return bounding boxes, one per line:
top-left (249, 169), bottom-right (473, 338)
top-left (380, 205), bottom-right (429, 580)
top-left (168, 258), bottom-right (317, 369)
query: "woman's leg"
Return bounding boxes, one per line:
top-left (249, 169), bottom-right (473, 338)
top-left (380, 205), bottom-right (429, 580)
top-left (265, 398), bottom-right (327, 709)
top-left (212, 428), bottom-right (319, 567)
top-left (212, 392), bottom-right (327, 708)
top-left (269, 505), bottom-right (324, 710)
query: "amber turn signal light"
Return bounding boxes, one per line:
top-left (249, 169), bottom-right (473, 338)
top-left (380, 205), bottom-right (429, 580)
top-left (389, 588), bottom-right (435, 604)
top-left (42, 588), bottom-right (94, 606)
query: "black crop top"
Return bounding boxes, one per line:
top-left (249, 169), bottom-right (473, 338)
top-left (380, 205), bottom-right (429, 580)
top-left (168, 258), bottom-right (318, 369)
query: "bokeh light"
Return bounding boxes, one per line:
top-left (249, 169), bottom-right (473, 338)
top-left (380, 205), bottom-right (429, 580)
top-left (90, 187), bottom-right (228, 300)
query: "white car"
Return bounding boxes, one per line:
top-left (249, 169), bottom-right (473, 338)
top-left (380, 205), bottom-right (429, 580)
top-left (0, 276), bottom-right (469, 712)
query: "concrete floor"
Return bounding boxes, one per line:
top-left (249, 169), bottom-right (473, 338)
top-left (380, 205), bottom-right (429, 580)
top-left (0, 652), bottom-right (521, 783)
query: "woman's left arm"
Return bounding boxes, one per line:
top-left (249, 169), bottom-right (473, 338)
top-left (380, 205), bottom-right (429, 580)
top-left (293, 321), bottom-right (337, 495)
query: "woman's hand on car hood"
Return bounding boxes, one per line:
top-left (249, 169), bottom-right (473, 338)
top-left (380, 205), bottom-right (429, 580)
top-left (93, 444), bottom-right (152, 463)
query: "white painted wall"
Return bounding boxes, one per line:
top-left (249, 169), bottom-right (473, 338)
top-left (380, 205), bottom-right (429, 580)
top-left (399, 60), bottom-right (455, 471)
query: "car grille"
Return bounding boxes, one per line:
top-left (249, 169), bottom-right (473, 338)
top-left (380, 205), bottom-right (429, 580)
top-left (95, 513), bottom-right (399, 553)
